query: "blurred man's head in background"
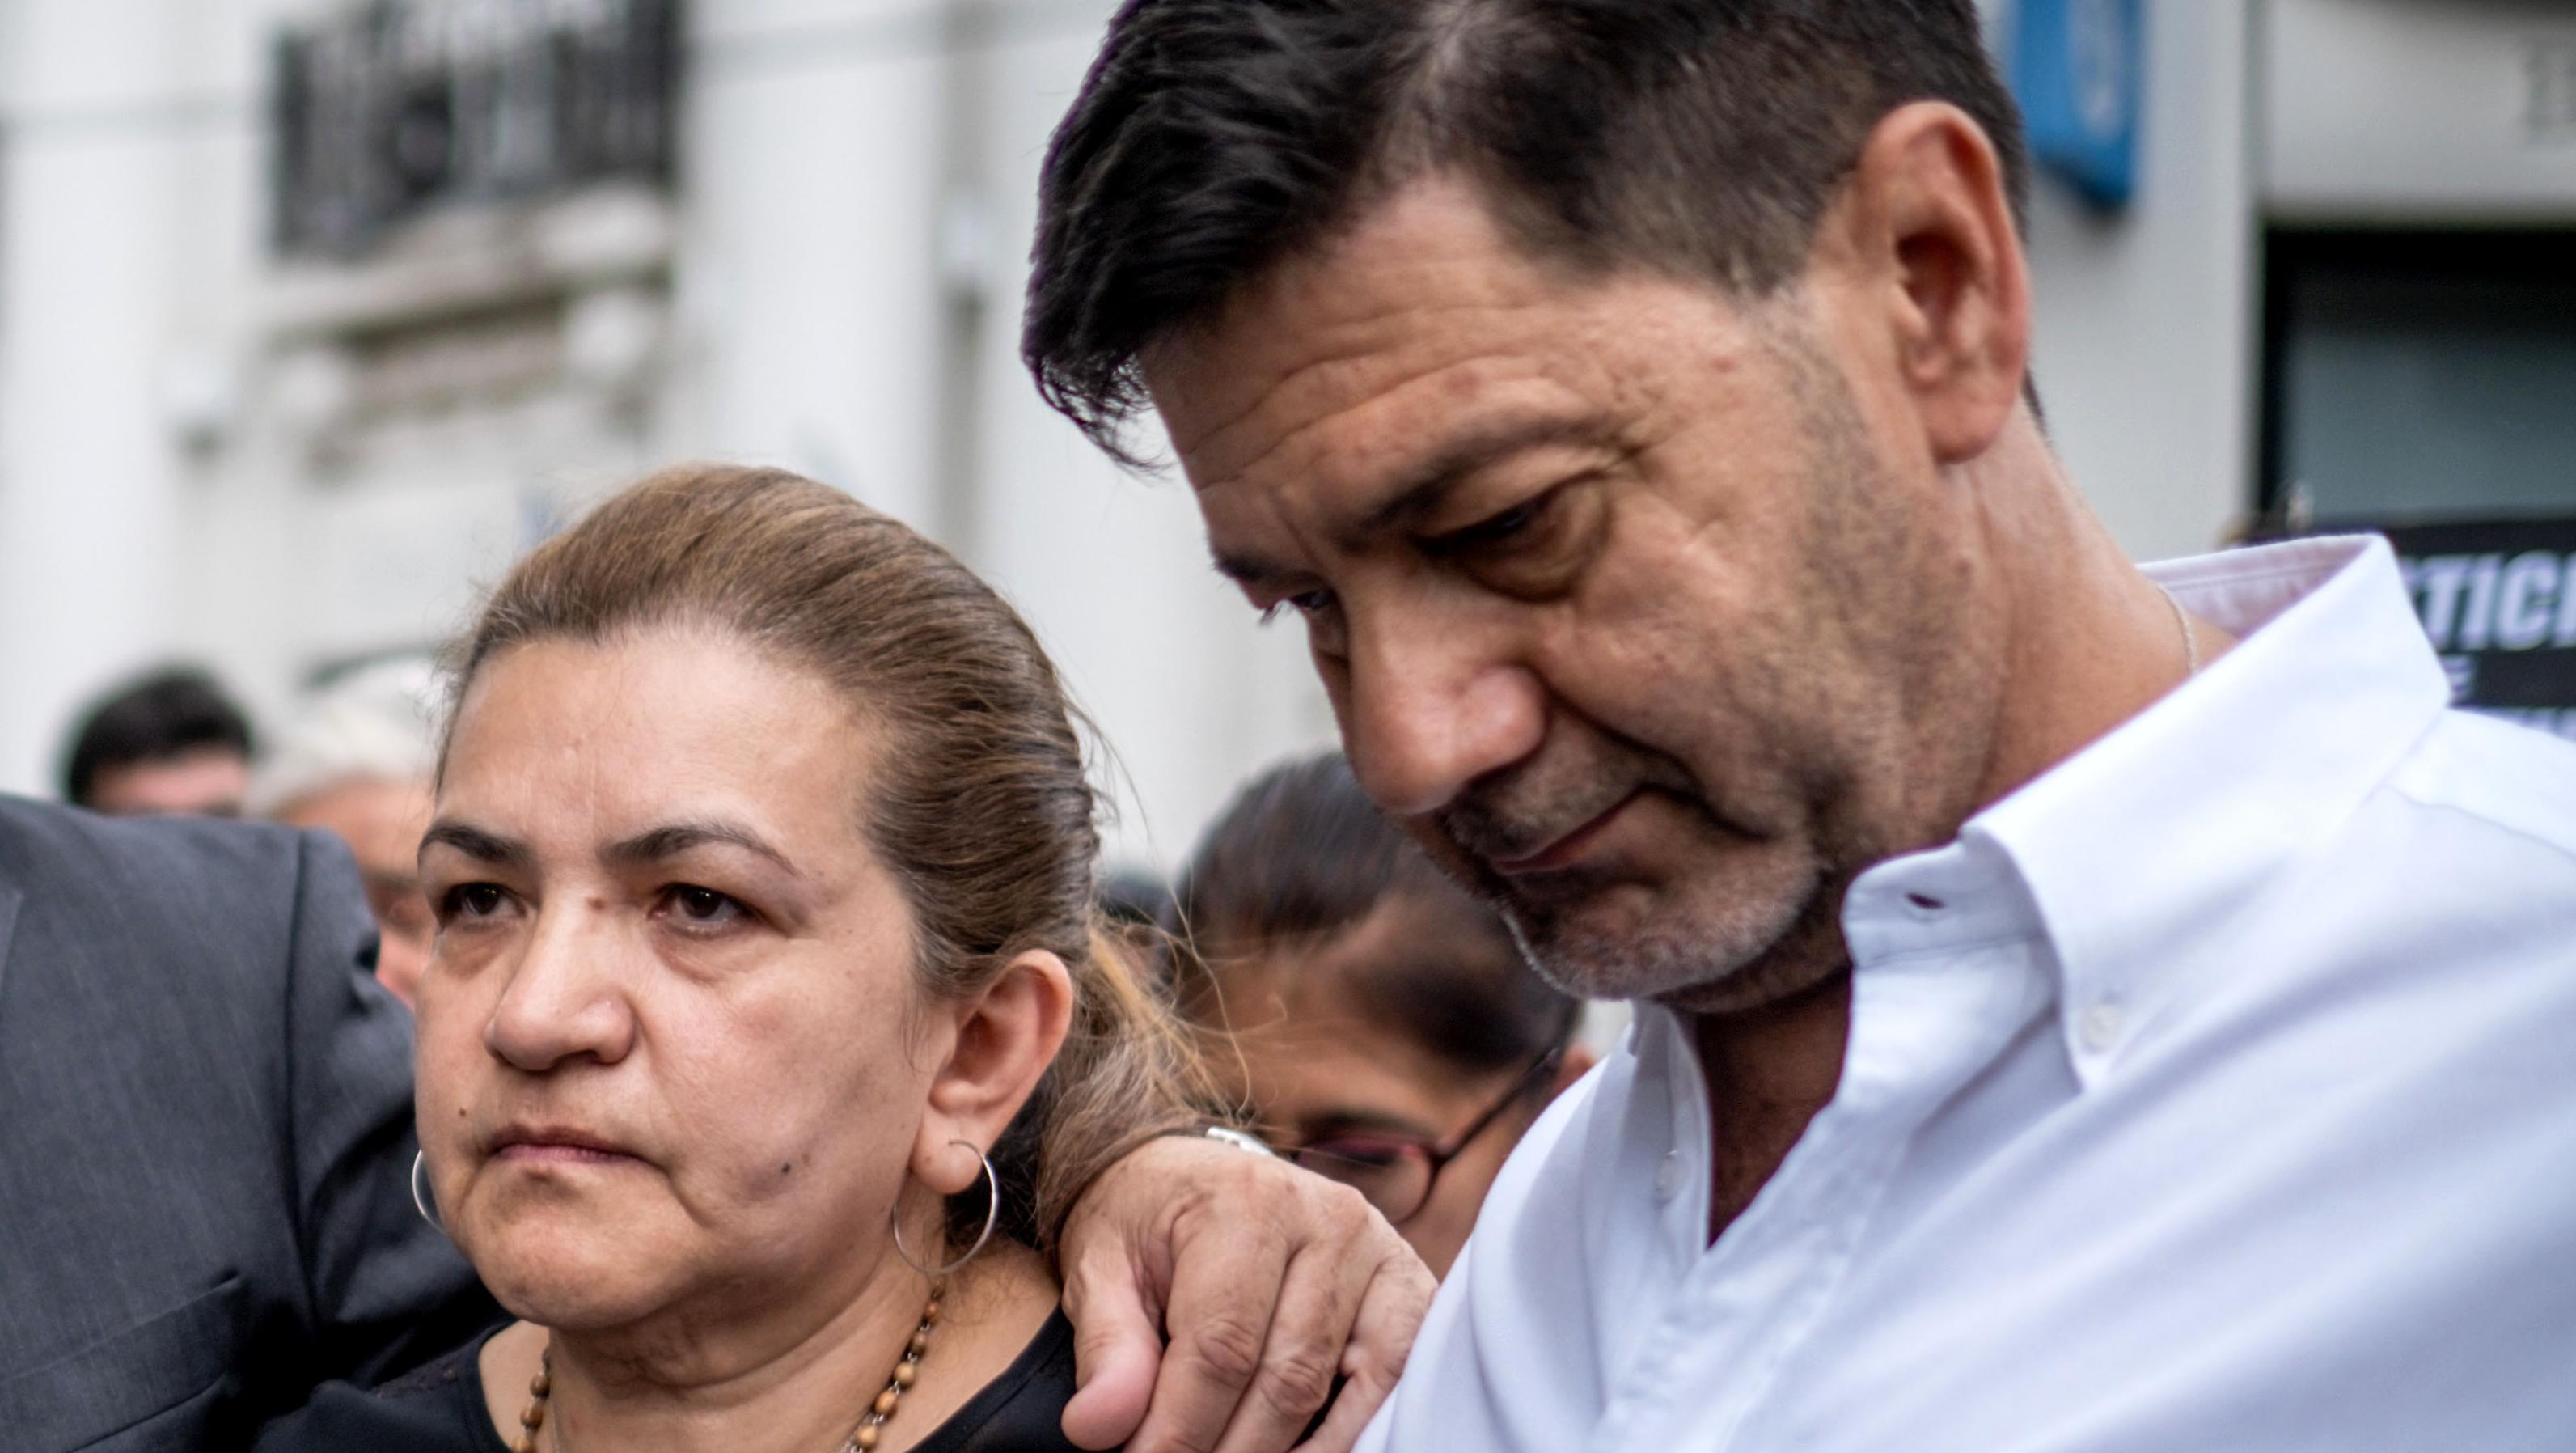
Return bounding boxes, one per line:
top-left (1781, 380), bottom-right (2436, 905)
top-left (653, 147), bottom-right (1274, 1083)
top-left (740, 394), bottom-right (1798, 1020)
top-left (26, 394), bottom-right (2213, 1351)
top-left (1031, 1), bottom-right (2052, 1015)
top-left (252, 659), bottom-right (439, 1006)
top-left (1174, 752), bottom-right (1590, 1277)
top-left (63, 667), bottom-right (257, 817)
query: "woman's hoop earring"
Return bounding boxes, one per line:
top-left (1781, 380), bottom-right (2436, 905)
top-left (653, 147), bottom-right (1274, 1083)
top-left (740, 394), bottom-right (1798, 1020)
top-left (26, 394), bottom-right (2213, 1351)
top-left (890, 1140), bottom-right (999, 1280)
top-left (410, 1150), bottom-right (442, 1231)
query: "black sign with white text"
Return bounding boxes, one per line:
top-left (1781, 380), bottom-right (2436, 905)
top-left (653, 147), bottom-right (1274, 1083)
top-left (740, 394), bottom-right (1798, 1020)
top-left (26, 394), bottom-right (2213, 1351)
top-left (2341, 515), bottom-right (2576, 742)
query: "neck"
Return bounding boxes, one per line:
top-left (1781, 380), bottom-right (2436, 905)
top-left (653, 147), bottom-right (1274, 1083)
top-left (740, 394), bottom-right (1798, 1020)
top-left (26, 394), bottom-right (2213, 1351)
top-left (1689, 970), bottom-right (1852, 1238)
top-left (493, 1242), bottom-right (1059, 1453)
top-left (1962, 417), bottom-right (2234, 811)
top-left (1677, 413), bottom-right (2235, 1240)
top-left (552, 1260), bottom-right (933, 1453)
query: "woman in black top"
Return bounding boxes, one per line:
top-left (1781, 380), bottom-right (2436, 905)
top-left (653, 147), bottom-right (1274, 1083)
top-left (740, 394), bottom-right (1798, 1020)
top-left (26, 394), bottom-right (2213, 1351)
top-left (258, 467), bottom-right (1214, 1451)
top-left (269, 1314), bottom-right (1095, 1451)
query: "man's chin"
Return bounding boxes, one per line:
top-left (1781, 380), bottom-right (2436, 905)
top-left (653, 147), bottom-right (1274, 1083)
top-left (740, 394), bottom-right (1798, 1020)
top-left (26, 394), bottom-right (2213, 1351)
top-left (1503, 876), bottom-right (1813, 1006)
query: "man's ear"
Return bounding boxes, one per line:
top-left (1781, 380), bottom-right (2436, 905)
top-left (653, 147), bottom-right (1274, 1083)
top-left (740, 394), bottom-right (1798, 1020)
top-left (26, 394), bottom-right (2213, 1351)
top-left (1829, 100), bottom-right (2032, 465)
top-left (913, 949), bottom-right (1075, 1196)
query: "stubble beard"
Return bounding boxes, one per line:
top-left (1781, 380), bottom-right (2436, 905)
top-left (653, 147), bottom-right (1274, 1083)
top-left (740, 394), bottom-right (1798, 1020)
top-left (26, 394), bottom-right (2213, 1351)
top-left (1478, 812), bottom-right (1851, 1010)
top-left (1427, 739), bottom-right (1818, 1005)
top-left (1453, 314), bottom-right (1944, 1014)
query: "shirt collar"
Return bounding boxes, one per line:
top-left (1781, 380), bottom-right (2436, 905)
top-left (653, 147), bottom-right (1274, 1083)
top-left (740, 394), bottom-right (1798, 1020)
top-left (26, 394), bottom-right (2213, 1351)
top-left (1628, 537), bottom-right (2448, 1085)
top-left (1965, 535), bottom-right (2451, 1082)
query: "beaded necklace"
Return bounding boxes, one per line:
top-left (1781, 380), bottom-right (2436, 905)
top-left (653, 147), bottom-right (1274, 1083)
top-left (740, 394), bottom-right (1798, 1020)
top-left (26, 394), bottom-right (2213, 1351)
top-left (514, 1279), bottom-right (947, 1453)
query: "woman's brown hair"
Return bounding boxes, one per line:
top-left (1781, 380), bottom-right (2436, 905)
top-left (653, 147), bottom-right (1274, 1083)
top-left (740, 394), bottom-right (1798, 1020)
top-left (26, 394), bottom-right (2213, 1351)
top-left (442, 463), bottom-right (1216, 1255)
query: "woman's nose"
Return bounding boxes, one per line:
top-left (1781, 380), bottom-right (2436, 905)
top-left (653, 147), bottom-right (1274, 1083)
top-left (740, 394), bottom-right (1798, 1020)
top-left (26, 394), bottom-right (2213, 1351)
top-left (484, 902), bottom-right (638, 1072)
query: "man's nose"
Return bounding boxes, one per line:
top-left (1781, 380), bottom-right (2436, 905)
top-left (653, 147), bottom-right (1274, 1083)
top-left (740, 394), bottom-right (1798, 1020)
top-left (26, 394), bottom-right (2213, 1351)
top-left (1339, 614), bottom-right (1546, 819)
top-left (484, 901), bottom-right (637, 1073)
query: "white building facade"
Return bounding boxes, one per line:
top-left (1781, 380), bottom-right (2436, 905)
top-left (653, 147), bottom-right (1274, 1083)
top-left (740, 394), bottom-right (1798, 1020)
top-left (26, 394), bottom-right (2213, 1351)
top-left (0, 0), bottom-right (1334, 865)
top-left (0, 0), bottom-right (2569, 862)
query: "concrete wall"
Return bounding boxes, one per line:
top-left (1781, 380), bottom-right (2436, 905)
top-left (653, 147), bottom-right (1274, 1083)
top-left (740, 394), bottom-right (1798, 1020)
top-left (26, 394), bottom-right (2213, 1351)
top-left (2020, 1), bottom-right (2261, 563)
top-left (0, 0), bottom-right (1332, 871)
top-left (0, 0), bottom-right (200, 797)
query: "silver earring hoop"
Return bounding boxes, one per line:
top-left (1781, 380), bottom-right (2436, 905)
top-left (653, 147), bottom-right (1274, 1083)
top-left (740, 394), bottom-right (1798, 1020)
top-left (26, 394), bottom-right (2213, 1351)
top-left (890, 1139), bottom-right (1000, 1280)
top-left (411, 1150), bottom-right (442, 1231)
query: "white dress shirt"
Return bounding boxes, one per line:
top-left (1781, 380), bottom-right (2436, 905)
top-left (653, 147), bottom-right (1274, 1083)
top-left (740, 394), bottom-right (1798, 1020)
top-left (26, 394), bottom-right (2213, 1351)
top-left (1360, 536), bottom-right (2576, 1453)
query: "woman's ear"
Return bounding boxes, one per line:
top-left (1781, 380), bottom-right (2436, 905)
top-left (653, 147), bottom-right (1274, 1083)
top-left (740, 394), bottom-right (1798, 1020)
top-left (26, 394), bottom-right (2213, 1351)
top-left (913, 949), bottom-right (1075, 1196)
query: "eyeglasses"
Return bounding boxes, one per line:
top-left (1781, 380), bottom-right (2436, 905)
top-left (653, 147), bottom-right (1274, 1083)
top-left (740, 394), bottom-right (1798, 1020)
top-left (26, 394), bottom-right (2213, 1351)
top-left (1277, 1046), bottom-right (1565, 1225)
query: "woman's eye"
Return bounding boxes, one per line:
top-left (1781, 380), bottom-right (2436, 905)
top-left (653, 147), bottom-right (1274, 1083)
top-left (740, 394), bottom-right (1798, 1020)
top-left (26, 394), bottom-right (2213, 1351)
top-left (437, 883), bottom-right (510, 923)
top-left (662, 885), bottom-right (749, 929)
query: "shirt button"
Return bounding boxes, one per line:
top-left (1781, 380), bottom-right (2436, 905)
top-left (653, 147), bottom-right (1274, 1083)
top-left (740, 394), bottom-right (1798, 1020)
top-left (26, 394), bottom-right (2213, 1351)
top-left (2079, 1001), bottom-right (2126, 1055)
top-left (1654, 1150), bottom-right (1681, 1201)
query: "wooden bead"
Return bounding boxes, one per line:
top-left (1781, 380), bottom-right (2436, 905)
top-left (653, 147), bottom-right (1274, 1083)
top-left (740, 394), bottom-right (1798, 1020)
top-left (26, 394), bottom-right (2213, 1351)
top-left (854, 1425), bottom-right (882, 1451)
top-left (894, 1362), bottom-right (917, 1387)
top-left (922, 1300), bottom-right (941, 1325)
top-left (519, 1346), bottom-right (552, 1453)
top-left (909, 1329), bottom-right (929, 1354)
top-left (874, 1387), bottom-right (900, 1417)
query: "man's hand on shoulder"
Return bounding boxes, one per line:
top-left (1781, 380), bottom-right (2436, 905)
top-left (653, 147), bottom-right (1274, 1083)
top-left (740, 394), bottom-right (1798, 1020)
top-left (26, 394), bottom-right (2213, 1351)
top-left (1056, 1134), bottom-right (1434, 1453)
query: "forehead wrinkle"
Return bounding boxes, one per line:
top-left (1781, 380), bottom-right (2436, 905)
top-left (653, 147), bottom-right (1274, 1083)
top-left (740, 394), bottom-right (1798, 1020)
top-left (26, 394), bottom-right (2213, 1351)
top-left (1152, 224), bottom-right (1441, 435)
top-left (442, 629), bottom-right (874, 883)
top-left (1169, 282), bottom-right (1563, 485)
top-left (1157, 320), bottom-right (1385, 470)
top-left (1199, 352), bottom-right (1594, 569)
top-left (1165, 174), bottom-right (1612, 438)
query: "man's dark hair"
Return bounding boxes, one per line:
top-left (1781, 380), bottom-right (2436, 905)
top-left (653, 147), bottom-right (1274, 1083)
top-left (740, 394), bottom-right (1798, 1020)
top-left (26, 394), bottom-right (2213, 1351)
top-left (1026, 0), bottom-right (2030, 464)
top-left (1175, 751), bottom-right (1574, 1074)
top-left (61, 667), bottom-right (256, 806)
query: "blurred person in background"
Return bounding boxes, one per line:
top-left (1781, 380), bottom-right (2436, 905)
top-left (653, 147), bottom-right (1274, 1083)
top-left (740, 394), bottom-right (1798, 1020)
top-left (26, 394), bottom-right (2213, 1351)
top-left (1097, 868), bottom-right (1181, 996)
top-left (1027, 1), bottom-right (2576, 1447)
top-left (1174, 752), bottom-right (1590, 1279)
top-left (254, 467), bottom-right (1429, 1453)
top-left (253, 659), bottom-right (441, 1006)
top-left (1098, 868), bottom-right (1177, 938)
top-left (60, 664), bottom-right (256, 816)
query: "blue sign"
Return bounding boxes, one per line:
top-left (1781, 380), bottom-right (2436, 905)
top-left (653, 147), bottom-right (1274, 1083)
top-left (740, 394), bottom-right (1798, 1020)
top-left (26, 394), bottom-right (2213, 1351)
top-left (2010, 0), bottom-right (2142, 210)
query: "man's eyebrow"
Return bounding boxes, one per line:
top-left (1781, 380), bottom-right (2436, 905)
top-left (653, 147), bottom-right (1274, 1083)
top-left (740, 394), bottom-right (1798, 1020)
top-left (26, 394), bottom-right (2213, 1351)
top-left (1208, 411), bottom-right (1605, 590)
top-left (604, 820), bottom-right (801, 878)
top-left (420, 821), bottom-right (531, 871)
top-left (1351, 411), bottom-right (1606, 542)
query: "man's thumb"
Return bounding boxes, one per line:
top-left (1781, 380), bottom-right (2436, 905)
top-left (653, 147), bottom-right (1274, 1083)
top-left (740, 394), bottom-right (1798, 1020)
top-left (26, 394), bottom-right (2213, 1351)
top-left (1060, 1260), bottom-right (1162, 1450)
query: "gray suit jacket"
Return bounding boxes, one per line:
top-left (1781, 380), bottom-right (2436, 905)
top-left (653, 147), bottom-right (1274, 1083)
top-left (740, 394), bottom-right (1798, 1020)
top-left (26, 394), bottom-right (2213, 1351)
top-left (0, 796), bottom-right (497, 1451)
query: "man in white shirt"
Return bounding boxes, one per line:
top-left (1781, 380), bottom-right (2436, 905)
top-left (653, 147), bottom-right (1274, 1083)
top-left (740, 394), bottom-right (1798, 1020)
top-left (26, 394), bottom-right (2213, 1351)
top-left (1023, 1), bottom-right (2576, 1447)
